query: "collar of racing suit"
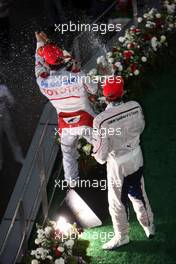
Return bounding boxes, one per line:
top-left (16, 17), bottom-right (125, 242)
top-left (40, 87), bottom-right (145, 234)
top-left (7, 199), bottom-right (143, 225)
top-left (106, 101), bottom-right (124, 110)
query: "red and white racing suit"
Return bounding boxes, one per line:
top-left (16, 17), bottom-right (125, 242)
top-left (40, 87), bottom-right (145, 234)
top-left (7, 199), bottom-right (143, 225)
top-left (35, 41), bottom-right (97, 183)
top-left (92, 101), bottom-right (154, 238)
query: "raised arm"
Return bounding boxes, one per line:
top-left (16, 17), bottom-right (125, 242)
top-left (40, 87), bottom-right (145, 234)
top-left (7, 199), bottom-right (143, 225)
top-left (35, 32), bottom-right (50, 79)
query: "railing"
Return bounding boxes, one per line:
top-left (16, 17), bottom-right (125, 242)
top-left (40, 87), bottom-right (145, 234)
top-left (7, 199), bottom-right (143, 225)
top-left (0, 121), bottom-right (48, 261)
top-left (0, 111), bottom-right (62, 263)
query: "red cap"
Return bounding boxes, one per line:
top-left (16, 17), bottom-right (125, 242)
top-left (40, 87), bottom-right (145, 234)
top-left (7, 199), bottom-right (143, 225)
top-left (37, 43), bottom-right (64, 65)
top-left (103, 76), bottom-right (124, 101)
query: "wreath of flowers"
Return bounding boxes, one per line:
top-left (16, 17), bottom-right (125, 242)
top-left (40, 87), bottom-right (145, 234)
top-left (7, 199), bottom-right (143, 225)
top-left (88, 1), bottom-right (176, 100)
top-left (23, 219), bottom-right (89, 264)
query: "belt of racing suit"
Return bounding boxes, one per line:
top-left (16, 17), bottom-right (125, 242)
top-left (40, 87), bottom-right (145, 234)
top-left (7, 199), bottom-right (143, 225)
top-left (58, 110), bottom-right (94, 135)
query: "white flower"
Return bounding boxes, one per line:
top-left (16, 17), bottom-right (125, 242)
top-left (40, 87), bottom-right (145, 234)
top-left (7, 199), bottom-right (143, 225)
top-left (138, 17), bottom-right (143, 23)
top-left (88, 68), bottom-right (97, 76)
top-left (151, 37), bottom-right (158, 51)
top-left (146, 21), bottom-right (155, 28)
top-left (82, 144), bottom-right (92, 156)
top-left (57, 246), bottom-right (64, 253)
top-left (106, 51), bottom-right (113, 58)
top-left (49, 221), bottom-right (57, 229)
top-left (96, 56), bottom-right (106, 65)
top-left (155, 13), bottom-right (161, 18)
top-left (149, 8), bottom-right (155, 14)
top-left (31, 250), bottom-right (36, 256)
top-left (36, 247), bottom-right (45, 254)
top-left (134, 70), bottom-right (140, 76)
top-left (143, 13), bottom-right (148, 18)
top-left (98, 97), bottom-right (106, 102)
top-left (114, 62), bottom-right (123, 71)
top-left (151, 36), bottom-right (157, 41)
top-left (77, 143), bottom-right (82, 149)
top-left (37, 233), bottom-right (45, 240)
top-left (107, 58), bottom-right (114, 64)
top-left (31, 260), bottom-right (39, 264)
top-left (160, 35), bottom-right (166, 43)
top-left (35, 239), bottom-right (41, 245)
top-left (166, 4), bottom-right (175, 14)
top-left (55, 258), bottom-right (65, 264)
top-left (118, 66), bottom-right (123, 71)
top-left (44, 226), bottom-right (52, 236)
top-left (147, 8), bottom-right (156, 18)
top-left (32, 248), bottom-right (49, 261)
top-left (141, 56), bottom-right (147, 62)
top-left (37, 229), bottom-right (44, 235)
top-left (115, 62), bottom-right (121, 67)
top-left (118, 36), bottom-right (125, 43)
top-left (47, 255), bottom-right (53, 260)
top-left (65, 239), bottom-right (74, 249)
top-left (145, 23), bottom-right (151, 28)
top-left (147, 20), bottom-right (152, 24)
top-left (169, 23), bottom-right (174, 28)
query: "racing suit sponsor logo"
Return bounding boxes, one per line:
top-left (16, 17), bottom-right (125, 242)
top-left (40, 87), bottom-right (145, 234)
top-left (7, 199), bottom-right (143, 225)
top-left (64, 116), bottom-right (81, 124)
top-left (42, 86), bottom-right (81, 97)
top-left (41, 80), bottom-right (49, 88)
top-left (41, 76), bottom-right (78, 89)
top-left (108, 110), bottom-right (139, 125)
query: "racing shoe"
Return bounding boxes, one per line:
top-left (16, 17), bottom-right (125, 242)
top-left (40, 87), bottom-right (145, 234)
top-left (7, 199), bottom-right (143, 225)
top-left (143, 224), bottom-right (155, 239)
top-left (102, 235), bottom-right (130, 250)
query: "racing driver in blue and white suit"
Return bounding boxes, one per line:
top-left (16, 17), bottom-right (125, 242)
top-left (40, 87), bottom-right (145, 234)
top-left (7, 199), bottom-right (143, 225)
top-left (92, 76), bottom-right (155, 250)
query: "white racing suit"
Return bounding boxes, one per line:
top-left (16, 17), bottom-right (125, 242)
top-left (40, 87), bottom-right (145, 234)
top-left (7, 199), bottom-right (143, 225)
top-left (35, 41), bottom-right (97, 183)
top-left (92, 101), bottom-right (154, 238)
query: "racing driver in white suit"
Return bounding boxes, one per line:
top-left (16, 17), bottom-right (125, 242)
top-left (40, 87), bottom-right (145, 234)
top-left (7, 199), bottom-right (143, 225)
top-left (92, 76), bottom-right (155, 250)
top-left (35, 32), bottom-right (97, 186)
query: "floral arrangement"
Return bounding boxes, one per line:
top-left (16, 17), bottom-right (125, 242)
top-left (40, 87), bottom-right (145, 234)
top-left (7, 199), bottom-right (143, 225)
top-left (54, 129), bottom-right (93, 157)
top-left (54, 128), bottom-right (96, 172)
top-left (88, 1), bottom-right (176, 97)
top-left (22, 218), bottom-right (89, 264)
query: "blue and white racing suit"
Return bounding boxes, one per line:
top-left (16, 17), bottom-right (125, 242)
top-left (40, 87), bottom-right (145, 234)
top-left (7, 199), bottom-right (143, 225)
top-left (92, 101), bottom-right (154, 238)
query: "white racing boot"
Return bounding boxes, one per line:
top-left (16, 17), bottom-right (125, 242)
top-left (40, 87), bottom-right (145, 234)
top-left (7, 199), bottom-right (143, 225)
top-left (142, 224), bottom-right (155, 239)
top-left (102, 235), bottom-right (130, 250)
